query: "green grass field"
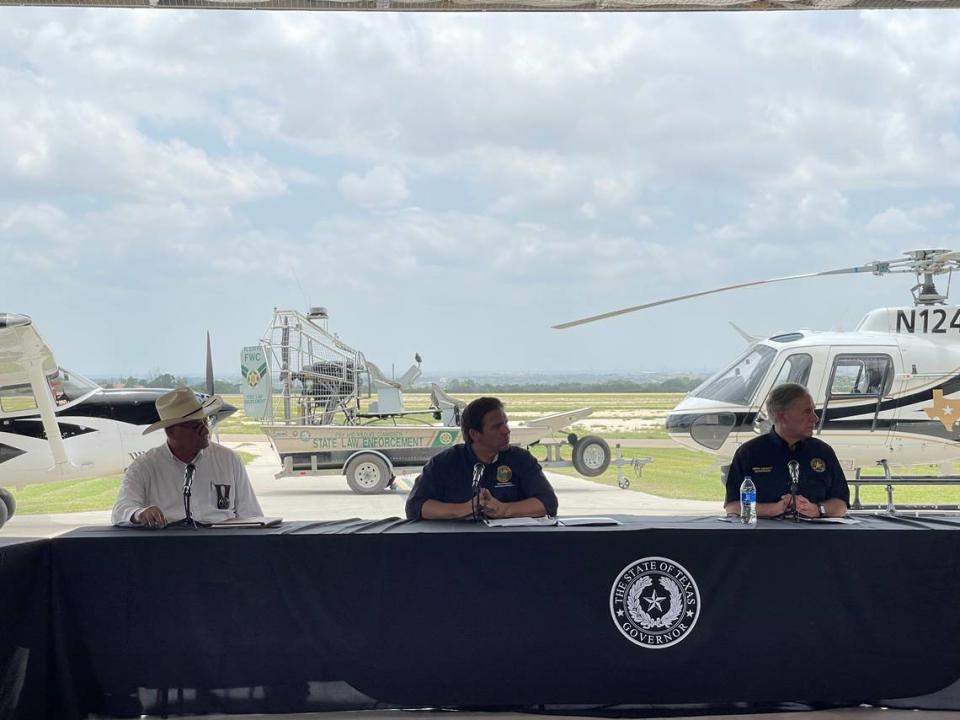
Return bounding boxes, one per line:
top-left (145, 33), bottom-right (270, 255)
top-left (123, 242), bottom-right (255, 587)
top-left (8, 451), bottom-right (257, 515)
top-left (10, 390), bottom-right (960, 513)
top-left (546, 447), bottom-right (960, 506)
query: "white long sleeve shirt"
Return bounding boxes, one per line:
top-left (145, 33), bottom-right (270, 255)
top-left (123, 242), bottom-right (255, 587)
top-left (111, 442), bottom-right (263, 526)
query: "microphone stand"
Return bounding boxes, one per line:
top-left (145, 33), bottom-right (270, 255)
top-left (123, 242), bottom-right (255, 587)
top-left (176, 463), bottom-right (198, 529)
top-left (471, 462), bottom-right (484, 523)
top-left (787, 459), bottom-right (800, 523)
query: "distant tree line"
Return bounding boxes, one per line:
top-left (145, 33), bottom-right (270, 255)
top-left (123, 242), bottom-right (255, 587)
top-left (111, 374), bottom-right (242, 394)
top-left (434, 376), bottom-right (705, 394)
top-left (107, 374), bottom-right (702, 395)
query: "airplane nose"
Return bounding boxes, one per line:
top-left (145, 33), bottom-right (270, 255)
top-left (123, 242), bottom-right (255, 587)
top-left (212, 399), bottom-right (237, 429)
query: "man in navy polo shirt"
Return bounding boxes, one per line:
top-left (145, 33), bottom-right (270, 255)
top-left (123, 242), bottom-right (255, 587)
top-left (724, 383), bottom-right (849, 519)
top-left (405, 396), bottom-right (558, 521)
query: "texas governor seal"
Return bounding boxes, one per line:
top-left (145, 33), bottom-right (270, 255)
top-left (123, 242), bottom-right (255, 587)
top-left (610, 556), bottom-right (701, 649)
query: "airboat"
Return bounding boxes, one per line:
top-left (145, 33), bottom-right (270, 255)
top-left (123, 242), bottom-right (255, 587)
top-left (242, 308), bottom-right (613, 493)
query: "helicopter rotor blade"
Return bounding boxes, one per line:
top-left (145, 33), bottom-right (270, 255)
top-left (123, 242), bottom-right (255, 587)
top-left (553, 261), bottom-right (891, 330)
top-left (930, 250), bottom-right (960, 263)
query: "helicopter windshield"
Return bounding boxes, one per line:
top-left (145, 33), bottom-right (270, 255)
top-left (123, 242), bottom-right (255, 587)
top-left (689, 344), bottom-right (776, 406)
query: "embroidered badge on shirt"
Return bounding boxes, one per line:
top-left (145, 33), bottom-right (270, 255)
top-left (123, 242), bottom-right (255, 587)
top-left (214, 484), bottom-right (232, 510)
top-left (810, 458), bottom-right (826, 473)
top-left (751, 466), bottom-right (773, 474)
top-left (496, 465), bottom-right (513, 484)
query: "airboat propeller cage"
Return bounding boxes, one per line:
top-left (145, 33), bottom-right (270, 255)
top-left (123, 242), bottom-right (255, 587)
top-left (261, 308), bottom-right (364, 425)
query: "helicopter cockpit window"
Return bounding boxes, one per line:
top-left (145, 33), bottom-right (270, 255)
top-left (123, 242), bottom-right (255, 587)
top-left (771, 353), bottom-right (813, 388)
top-left (751, 354), bottom-right (813, 435)
top-left (689, 344), bottom-right (777, 406)
top-left (0, 384), bottom-right (38, 414)
top-left (828, 355), bottom-right (893, 397)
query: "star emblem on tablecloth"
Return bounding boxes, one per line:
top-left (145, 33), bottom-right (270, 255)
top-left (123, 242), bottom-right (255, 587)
top-left (923, 390), bottom-right (960, 431)
top-left (644, 591), bottom-right (666, 611)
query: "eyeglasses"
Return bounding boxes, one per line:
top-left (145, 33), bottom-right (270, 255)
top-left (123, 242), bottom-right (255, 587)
top-left (176, 418), bottom-right (210, 432)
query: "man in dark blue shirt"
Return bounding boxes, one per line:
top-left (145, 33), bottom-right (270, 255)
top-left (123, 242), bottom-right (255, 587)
top-left (724, 383), bottom-right (849, 519)
top-left (405, 396), bottom-right (558, 521)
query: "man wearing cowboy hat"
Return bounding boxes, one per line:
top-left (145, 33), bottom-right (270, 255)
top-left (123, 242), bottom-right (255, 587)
top-left (111, 387), bottom-right (262, 528)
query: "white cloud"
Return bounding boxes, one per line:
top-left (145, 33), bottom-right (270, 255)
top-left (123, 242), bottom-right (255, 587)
top-left (337, 165), bottom-right (409, 209)
top-left (866, 203), bottom-right (956, 234)
top-left (2, 9), bottom-right (960, 373)
top-left (866, 207), bottom-right (919, 234)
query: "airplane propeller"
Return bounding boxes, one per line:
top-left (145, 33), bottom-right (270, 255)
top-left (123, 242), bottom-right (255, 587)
top-left (553, 248), bottom-right (960, 330)
top-left (205, 331), bottom-right (215, 396)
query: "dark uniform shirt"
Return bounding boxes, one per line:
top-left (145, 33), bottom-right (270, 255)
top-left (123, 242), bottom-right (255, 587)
top-left (724, 430), bottom-right (850, 507)
top-left (405, 443), bottom-right (558, 521)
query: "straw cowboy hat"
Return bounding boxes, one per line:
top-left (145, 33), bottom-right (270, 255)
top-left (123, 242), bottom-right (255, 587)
top-left (142, 386), bottom-right (223, 435)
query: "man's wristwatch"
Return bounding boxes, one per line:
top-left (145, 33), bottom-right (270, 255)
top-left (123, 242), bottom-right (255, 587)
top-left (818, 504), bottom-right (827, 518)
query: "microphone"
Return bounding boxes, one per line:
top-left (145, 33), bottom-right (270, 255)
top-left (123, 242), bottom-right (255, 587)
top-left (471, 462), bottom-right (484, 522)
top-left (184, 462), bottom-right (197, 492)
top-left (183, 463), bottom-right (197, 526)
top-left (787, 459), bottom-right (800, 521)
top-left (787, 460), bottom-right (799, 493)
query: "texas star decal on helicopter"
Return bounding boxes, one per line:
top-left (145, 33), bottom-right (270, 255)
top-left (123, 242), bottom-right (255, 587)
top-left (555, 249), bottom-right (960, 486)
top-left (0, 314), bottom-right (236, 529)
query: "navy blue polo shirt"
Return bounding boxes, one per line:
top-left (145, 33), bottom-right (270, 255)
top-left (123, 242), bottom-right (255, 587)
top-left (724, 430), bottom-right (849, 506)
top-left (405, 443), bottom-right (559, 521)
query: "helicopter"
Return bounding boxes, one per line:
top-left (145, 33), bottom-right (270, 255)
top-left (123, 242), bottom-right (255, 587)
top-left (0, 313), bottom-right (236, 528)
top-left (555, 249), bottom-right (960, 478)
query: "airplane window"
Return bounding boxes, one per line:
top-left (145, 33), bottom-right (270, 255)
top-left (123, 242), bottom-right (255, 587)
top-left (50, 368), bottom-right (100, 406)
top-left (689, 345), bottom-right (776, 406)
top-left (0, 384), bottom-right (38, 414)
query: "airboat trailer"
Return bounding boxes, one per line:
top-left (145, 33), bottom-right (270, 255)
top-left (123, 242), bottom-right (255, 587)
top-left (251, 308), bottom-right (615, 494)
top-left (263, 408), bottom-right (614, 493)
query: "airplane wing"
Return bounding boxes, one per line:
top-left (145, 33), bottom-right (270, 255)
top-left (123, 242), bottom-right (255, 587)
top-left (0, 314), bottom-right (57, 386)
top-left (0, 314), bottom-right (71, 471)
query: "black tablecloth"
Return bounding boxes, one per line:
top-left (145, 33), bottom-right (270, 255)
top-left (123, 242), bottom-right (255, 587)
top-left (41, 515), bottom-right (960, 716)
top-left (0, 538), bottom-right (54, 720)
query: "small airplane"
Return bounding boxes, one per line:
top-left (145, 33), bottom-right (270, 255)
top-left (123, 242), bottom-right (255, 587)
top-left (0, 314), bottom-right (236, 528)
top-left (555, 248), bottom-right (960, 479)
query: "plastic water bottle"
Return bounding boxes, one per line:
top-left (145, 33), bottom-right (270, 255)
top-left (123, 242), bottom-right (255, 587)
top-left (740, 476), bottom-right (757, 526)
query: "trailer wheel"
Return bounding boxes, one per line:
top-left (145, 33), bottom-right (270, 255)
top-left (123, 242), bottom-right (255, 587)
top-left (345, 454), bottom-right (392, 494)
top-left (0, 488), bottom-right (15, 520)
top-left (571, 435), bottom-right (611, 477)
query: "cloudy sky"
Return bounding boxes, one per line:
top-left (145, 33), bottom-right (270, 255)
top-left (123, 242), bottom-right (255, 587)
top-left (2, 7), bottom-right (959, 377)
